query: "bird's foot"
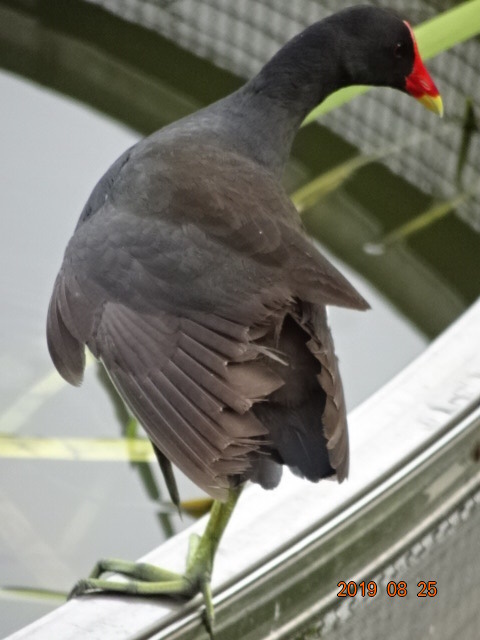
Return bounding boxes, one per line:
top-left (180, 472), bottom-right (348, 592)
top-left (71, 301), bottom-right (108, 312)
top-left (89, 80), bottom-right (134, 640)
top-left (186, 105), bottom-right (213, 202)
top-left (68, 487), bottom-right (242, 638)
top-left (68, 533), bottom-right (215, 636)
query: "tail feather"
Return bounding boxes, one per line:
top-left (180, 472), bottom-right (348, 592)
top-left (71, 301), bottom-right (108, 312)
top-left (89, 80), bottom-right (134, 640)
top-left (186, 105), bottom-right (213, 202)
top-left (250, 313), bottom-right (336, 483)
top-left (253, 395), bottom-right (334, 482)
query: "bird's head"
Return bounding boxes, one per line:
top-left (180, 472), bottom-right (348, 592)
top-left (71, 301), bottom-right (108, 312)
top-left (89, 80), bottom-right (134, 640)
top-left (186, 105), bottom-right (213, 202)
top-left (337, 6), bottom-right (443, 116)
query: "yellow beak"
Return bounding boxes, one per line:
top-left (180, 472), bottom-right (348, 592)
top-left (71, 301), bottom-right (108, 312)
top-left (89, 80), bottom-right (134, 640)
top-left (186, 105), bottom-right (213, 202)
top-left (417, 93), bottom-right (444, 117)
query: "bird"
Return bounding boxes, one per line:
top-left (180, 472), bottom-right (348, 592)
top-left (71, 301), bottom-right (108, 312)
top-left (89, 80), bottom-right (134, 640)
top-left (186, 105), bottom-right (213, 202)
top-left (46, 5), bottom-right (442, 633)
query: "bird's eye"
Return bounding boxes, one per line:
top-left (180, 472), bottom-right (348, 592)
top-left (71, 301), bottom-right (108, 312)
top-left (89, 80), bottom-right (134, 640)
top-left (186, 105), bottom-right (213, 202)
top-left (394, 42), bottom-right (404, 58)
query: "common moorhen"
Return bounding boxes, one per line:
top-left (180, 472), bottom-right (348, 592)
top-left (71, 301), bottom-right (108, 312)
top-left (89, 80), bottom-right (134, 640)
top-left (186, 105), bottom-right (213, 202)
top-left (47, 5), bottom-right (442, 631)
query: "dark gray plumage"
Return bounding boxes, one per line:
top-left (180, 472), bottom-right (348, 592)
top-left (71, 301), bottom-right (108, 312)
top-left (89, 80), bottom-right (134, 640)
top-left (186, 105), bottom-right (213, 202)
top-left (47, 141), bottom-right (366, 498)
top-left (48, 5), bottom-right (438, 501)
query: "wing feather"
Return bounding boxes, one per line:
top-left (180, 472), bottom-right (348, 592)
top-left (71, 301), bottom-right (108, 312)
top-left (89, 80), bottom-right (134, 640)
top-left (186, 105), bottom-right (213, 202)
top-left (90, 302), bottom-right (282, 497)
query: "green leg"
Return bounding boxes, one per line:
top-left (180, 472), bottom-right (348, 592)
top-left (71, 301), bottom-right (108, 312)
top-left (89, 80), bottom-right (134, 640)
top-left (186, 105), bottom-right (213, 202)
top-left (69, 486), bottom-right (243, 636)
top-left (184, 486), bottom-right (242, 631)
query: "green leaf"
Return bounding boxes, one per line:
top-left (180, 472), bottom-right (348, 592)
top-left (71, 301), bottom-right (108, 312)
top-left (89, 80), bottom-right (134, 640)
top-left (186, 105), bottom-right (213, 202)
top-left (0, 587), bottom-right (66, 603)
top-left (291, 135), bottom-right (423, 213)
top-left (0, 352), bottom-right (94, 435)
top-left (0, 434), bottom-right (155, 462)
top-left (364, 190), bottom-right (475, 254)
top-left (291, 153), bottom-right (375, 212)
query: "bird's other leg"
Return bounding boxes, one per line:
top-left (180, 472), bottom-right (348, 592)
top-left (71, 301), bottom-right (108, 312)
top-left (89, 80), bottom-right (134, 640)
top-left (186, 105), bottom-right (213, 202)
top-left (69, 486), bottom-right (243, 636)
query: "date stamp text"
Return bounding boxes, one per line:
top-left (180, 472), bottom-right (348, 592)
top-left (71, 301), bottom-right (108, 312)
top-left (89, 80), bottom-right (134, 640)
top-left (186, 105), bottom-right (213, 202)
top-left (337, 580), bottom-right (437, 598)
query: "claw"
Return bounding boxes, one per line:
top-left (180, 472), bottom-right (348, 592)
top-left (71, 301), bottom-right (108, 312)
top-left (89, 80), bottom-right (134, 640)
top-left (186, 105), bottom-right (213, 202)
top-left (68, 579), bottom-right (93, 600)
top-left (200, 579), bottom-right (215, 638)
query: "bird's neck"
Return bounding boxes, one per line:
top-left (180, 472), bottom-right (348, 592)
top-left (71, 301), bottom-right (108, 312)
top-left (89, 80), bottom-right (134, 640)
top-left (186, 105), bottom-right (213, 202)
top-left (213, 19), bottom-right (349, 178)
top-left (248, 19), bottom-right (348, 119)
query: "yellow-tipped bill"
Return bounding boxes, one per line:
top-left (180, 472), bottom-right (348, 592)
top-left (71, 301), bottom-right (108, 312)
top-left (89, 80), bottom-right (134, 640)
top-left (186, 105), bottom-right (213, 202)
top-left (417, 93), bottom-right (444, 117)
